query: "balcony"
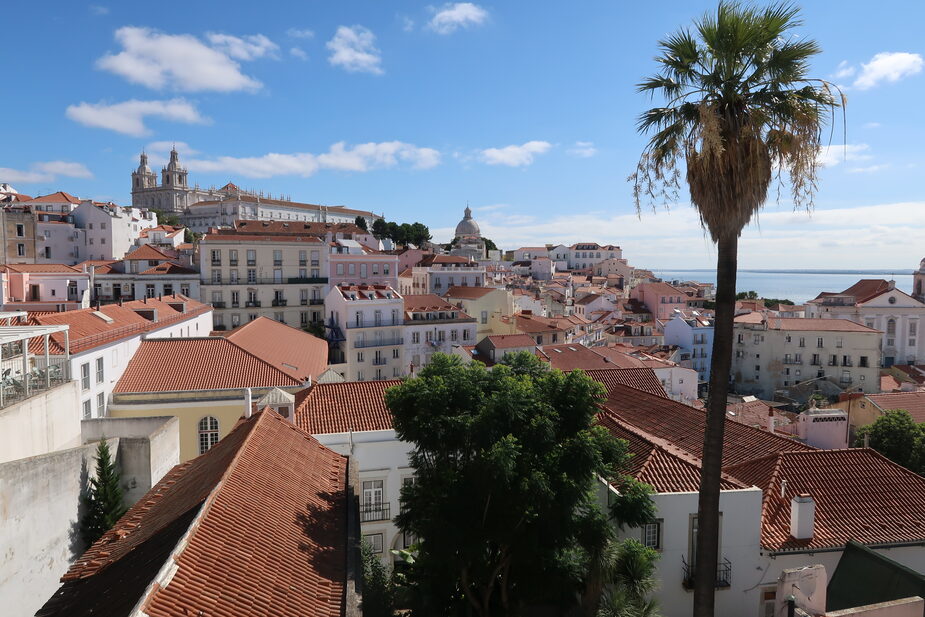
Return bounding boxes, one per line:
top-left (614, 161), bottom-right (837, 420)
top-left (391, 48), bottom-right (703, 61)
top-left (247, 260), bottom-right (256, 266)
top-left (212, 301), bottom-right (226, 308)
top-left (288, 276), bottom-right (328, 284)
top-left (309, 299), bottom-right (324, 305)
top-left (231, 302), bottom-right (240, 308)
top-left (682, 556), bottom-right (732, 590)
top-left (347, 319), bottom-right (402, 329)
top-left (372, 357), bottom-right (388, 365)
top-left (299, 260), bottom-right (307, 267)
top-left (272, 299), bottom-right (288, 307)
top-left (273, 260), bottom-right (283, 266)
top-left (246, 300), bottom-right (261, 308)
top-left (810, 360), bottom-right (822, 366)
top-left (355, 337), bottom-right (403, 349)
top-left (211, 260), bottom-right (221, 266)
top-left (229, 260), bottom-right (238, 267)
top-left (783, 359), bottom-right (802, 365)
top-left (360, 502), bottom-right (391, 523)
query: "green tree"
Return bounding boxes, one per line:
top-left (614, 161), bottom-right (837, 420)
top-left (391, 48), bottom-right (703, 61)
top-left (150, 208), bottom-right (181, 227)
top-left (596, 539), bottom-right (661, 617)
top-left (855, 409), bottom-right (925, 473)
top-left (355, 215), bottom-right (369, 231)
top-left (735, 291), bottom-right (759, 300)
top-left (80, 440), bottom-right (127, 546)
top-left (361, 539), bottom-right (396, 617)
top-left (631, 4), bottom-right (838, 615)
top-left (371, 218), bottom-right (389, 239)
top-left (386, 352), bottom-right (652, 616)
top-left (408, 222), bottom-right (432, 247)
top-left (484, 238), bottom-right (498, 252)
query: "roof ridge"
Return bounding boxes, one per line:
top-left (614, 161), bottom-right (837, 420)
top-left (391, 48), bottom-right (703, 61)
top-left (222, 338), bottom-right (304, 384)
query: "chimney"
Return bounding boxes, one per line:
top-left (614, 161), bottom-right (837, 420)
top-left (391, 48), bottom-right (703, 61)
top-left (244, 388), bottom-right (253, 418)
top-left (790, 494), bottom-right (815, 540)
top-left (767, 408), bottom-right (775, 434)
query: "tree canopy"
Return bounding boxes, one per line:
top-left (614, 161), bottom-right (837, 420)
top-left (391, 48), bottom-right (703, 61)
top-left (386, 352), bottom-right (653, 616)
top-left (354, 215), bottom-right (369, 231)
top-left (856, 409), bottom-right (925, 474)
top-left (371, 218), bottom-right (432, 247)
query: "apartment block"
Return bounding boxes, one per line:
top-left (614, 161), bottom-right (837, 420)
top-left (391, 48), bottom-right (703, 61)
top-left (326, 284), bottom-right (405, 382)
top-left (732, 313), bottom-right (882, 399)
top-left (410, 255), bottom-right (486, 294)
top-left (403, 294), bottom-right (476, 370)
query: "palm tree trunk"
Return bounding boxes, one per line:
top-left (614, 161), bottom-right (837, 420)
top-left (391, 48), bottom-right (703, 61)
top-left (693, 232), bottom-right (738, 617)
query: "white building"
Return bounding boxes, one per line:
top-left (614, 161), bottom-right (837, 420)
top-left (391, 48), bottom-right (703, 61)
top-left (806, 278), bottom-right (925, 367)
top-left (548, 243), bottom-right (622, 271)
top-left (325, 284), bottom-right (405, 382)
top-left (71, 200), bottom-right (158, 261)
top-left (410, 255), bottom-right (486, 294)
top-left (402, 294), bottom-right (476, 370)
top-left (663, 312), bottom-right (715, 385)
top-left (0, 264), bottom-right (90, 311)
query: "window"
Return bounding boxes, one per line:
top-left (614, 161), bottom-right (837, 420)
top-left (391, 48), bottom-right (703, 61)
top-left (97, 392), bottom-right (105, 414)
top-left (273, 250), bottom-right (282, 266)
top-left (463, 329), bottom-right (470, 341)
top-left (229, 249), bottom-right (238, 265)
top-left (798, 337), bottom-right (805, 347)
top-left (393, 348), bottom-right (400, 358)
top-left (817, 337), bottom-right (824, 348)
top-left (912, 322), bottom-right (919, 337)
top-left (198, 416), bottom-right (220, 454)
top-left (383, 264), bottom-right (390, 275)
top-left (336, 263), bottom-right (345, 275)
top-left (363, 533), bottom-right (384, 553)
top-left (247, 269), bottom-right (256, 284)
top-left (642, 521), bottom-right (662, 550)
top-left (357, 351), bottom-right (365, 363)
top-left (887, 319), bottom-right (896, 335)
top-left (246, 249), bottom-right (256, 266)
top-left (82, 399), bottom-right (92, 419)
top-left (211, 249), bottom-right (221, 265)
top-left (95, 357), bottom-right (104, 383)
top-left (481, 310), bottom-right (488, 325)
top-left (15, 224), bottom-right (24, 237)
top-left (81, 362), bottom-right (90, 390)
top-left (17, 243), bottom-right (24, 256)
top-left (348, 263), bottom-right (356, 275)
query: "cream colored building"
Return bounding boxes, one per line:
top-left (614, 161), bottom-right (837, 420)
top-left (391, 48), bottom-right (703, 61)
top-left (443, 286), bottom-right (513, 338)
top-left (200, 231), bottom-right (329, 330)
top-left (732, 314), bottom-right (882, 400)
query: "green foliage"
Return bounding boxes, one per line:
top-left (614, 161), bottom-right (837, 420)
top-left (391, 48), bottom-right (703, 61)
top-left (855, 409), bottom-right (925, 473)
top-left (596, 540), bottom-right (661, 617)
top-left (80, 440), bottom-right (127, 546)
top-left (361, 540), bottom-right (396, 617)
top-left (386, 352), bottom-right (651, 616)
top-left (303, 321), bottom-right (326, 339)
top-left (735, 291), bottom-right (794, 305)
top-left (484, 238), bottom-right (498, 252)
top-left (736, 291), bottom-right (759, 300)
top-left (355, 215), bottom-right (369, 231)
top-left (150, 208), bottom-right (181, 227)
top-left (372, 219), bottom-right (431, 247)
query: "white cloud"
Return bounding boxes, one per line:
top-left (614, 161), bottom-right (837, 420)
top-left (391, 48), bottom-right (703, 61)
top-left (480, 141), bottom-right (552, 167)
top-left (832, 60), bottom-right (855, 80)
top-left (0, 161), bottom-right (93, 184)
top-left (186, 141), bottom-right (440, 178)
top-left (401, 16), bottom-right (415, 32)
top-left (326, 25), bottom-right (383, 74)
top-left (286, 28), bottom-right (315, 39)
top-left (206, 33), bottom-right (279, 60)
top-left (863, 122), bottom-right (881, 129)
top-left (428, 3), bottom-right (488, 34)
top-left (818, 144), bottom-right (871, 168)
top-left (853, 52), bottom-right (924, 90)
top-left (848, 164), bottom-right (890, 174)
top-left (290, 47), bottom-right (308, 61)
top-left (567, 141), bottom-right (598, 158)
top-left (66, 99), bottom-right (207, 137)
top-left (89, 5), bottom-right (109, 15)
top-left (96, 26), bottom-right (262, 92)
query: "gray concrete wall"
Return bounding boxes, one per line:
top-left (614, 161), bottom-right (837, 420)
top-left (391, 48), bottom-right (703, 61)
top-left (81, 416), bottom-right (180, 506)
top-left (0, 381), bottom-right (81, 464)
top-left (0, 438), bottom-right (114, 617)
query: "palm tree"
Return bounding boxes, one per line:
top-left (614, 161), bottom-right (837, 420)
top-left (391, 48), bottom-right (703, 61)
top-left (631, 3), bottom-right (839, 615)
top-left (596, 539), bottom-right (661, 617)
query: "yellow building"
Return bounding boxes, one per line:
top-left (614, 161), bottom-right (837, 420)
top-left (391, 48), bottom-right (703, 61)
top-left (443, 286), bottom-right (513, 338)
top-left (108, 337), bottom-right (304, 461)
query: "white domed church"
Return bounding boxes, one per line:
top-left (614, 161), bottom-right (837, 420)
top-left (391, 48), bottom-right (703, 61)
top-left (450, 206), bottom-right (487, 260)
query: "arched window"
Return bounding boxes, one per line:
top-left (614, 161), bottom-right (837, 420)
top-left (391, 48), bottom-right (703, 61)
top-left (887, 319), bottom-right (896, 336)
top-left (198, 416), bottom-right (219, 454)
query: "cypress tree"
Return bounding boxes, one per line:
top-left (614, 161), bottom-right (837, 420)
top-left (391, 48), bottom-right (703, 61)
top-left (80, 439), bottom-right (127, 546)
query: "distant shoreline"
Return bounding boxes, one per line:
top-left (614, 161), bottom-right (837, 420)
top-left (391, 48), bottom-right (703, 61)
top-left (654, 269), bottom-right (915, 276)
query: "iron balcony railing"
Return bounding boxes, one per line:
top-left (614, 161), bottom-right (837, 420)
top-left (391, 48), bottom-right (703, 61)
top-left (246, 300), bottom-right (261, 307)
top-left (272, 299), bottom-right (287, 307)
top-left (205, 277), bottom-right (328, 286)
top-left (212, 301), bottom-right (226, 308)
top-left (372, 357), bottom-right (388, 365)
top-left (360, 502), bottom-right (391, 523)
top-left (355, 337), bottom-right (403, 349)
top-left (347, 319), bottom-right (402, 329)
top-left (681, 556), bottom-right (732, 590)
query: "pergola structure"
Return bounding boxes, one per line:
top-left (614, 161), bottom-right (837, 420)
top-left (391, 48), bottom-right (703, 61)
top-left (0, 322), bottom-right (70, 408)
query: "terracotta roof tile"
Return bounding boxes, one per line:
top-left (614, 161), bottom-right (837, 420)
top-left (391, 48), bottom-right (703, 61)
top-left (584, 368), bottom-right (667, 398)
top-left (597, 410), bottom-right (747, 493)
top-left (866, 391), bottom-right (925, 423)
top-left (138, 262), bottom-right (197, 275)
top-left (538, 344), bottom-right (613, 371)
top-left (123, 244), bottom-right (178, 261)
top-left (599, 384), bottom-right (814, 467)
top-left (403, 294), bottom-right (464, 313)
top-left (486, 334), bottom-right (536, 349)
top-left (114, 338), bottom-right (301, 392)
top-left (29, 191), bottom-right (81, 204)
top-left (225, 317), bottom-right (327, 382)
top-left (41, 411), bottom-right (348, 617)
top-left (295, 380), bottom-right (399, 434)
top-left (725, 449), bottom-right (925, 552)
top-left (444, 286), bottom-right (496, 299)
top-left (2, 263), bottom-right (80, 273)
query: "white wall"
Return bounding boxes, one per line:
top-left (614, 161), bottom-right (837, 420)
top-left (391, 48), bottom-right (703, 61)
top-left (0, 380), bottom-right (81, 464)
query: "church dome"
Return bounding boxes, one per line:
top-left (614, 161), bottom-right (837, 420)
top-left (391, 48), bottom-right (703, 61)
top-left (455, 206), bottom-right (481, 238)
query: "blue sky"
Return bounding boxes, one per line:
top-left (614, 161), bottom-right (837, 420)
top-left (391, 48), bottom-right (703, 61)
top-left (2, 1), bottom-right (924, 269)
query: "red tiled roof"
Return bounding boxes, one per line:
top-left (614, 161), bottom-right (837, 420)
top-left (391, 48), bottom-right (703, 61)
top-left (725, 449), bottom-right (925, 552)
top-left (840, 279), bottom-right (893, 304)
top-left (114, 338), bottom-right (301, 392)
top-left (590, 346), bottom-right (648, 369)
top-left (599, 384), bottom-right (814, 467)
top-left (514, 313), bottom-right (566, 334)
top-left (42, 410), bottom-right (348, 617)
top-left (444, 286), bottom-right (496, 299)
top-left (123, 244), bottom-right (178, 261)
top-left (584, 368), bottom-right (667, 398)
top-left (865, 391), bottom-right (925, 423)
top-left (597, 410), bottom-right (747, 493)
top-left (403, 294), bottom-right (460, 313)
top-left (769, 317), bottom-right (880, 333)
top-left (295, 380), bottom-right (400, 434)
top-left (138, 262), bottom-right (197, 275)
top-left (77, 259), bottom-right (119, 274)
top-left (215, 219), bottom-right (366, 237)
top-left (486, 334), bottom-right (536, 349)
top-left (225, 316), bottom-right (327, 382)
top-left (29, 191), bottom-right (81, 204)
top-left (2, 263), bottom-right (80, 273)
top-left (538, 344), bottom-right (613, 371)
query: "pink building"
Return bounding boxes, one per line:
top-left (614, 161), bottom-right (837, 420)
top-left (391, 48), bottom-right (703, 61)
top-left (630, 281), bottom-right (688, 321)
top-left (328, 239), bottom-right (399, 289)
